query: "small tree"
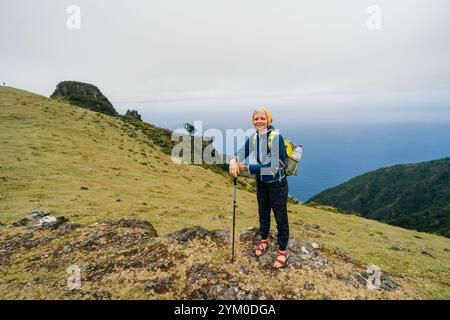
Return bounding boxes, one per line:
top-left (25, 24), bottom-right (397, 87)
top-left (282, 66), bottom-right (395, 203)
top-left (183, 123), bottom-right (197, 136)
top-left (183, 123), bottom-right (197, 163)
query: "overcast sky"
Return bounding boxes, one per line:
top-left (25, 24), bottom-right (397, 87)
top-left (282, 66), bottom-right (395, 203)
top-left (1, 0), bottom-right (450, 126)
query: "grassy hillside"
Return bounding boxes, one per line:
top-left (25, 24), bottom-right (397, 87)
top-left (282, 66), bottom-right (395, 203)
top-left (308, 158), bottom-right (450, 237)
top-left (0, 86), bottom-right (449, 299)
top-left (0, 87), bottom-right (241, 230)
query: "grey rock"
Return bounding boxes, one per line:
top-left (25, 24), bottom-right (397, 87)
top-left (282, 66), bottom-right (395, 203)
top-left (186, 264), bottom-right (219, 286)
top-left (29, 211), bottom-right (50, 220)
top-left (12, 211), bottom-right (49, 226)
top-left (40, 216), bottom-right (69, 230)
top-left (239, 265), bottom-right (251, 275)
top-left (188, 283), bottom-right (265, 300)
top-left (257, 252), bottom-right (275, 269)
top-left (241, 233), bottom-right (328, 269)
top-left (37, 216), bottom-right (57, 226)
top-left (355, 272), bottom-right (398, 292)
top-left (311, 243), bottom-right (320, 249)
top-left (241, 231), bottom-right (328, 269)
top-left (12, 211), bottom-right (82, 234)
top-left (286, 239), bottom-right (328, 269)
top-left (166, 226), bottom-right (228, 243)
top-left (91, 290), bottom-right (112, 300)
top-left (145, 277), bottom-right (174, 294)
top-left (391, 243), bottom-right (405, 252)
top-left (239, 227), bottom-right (275, 244)
top-left (211, 230), bottom-right (229, 242)
top-left (304, 283), bottom-right (315, 291)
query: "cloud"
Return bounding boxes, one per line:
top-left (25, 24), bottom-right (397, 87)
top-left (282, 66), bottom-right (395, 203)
top-left (1, 0), bottom-right (450, 121)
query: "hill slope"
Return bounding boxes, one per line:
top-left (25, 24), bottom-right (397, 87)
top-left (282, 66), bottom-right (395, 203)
top-left (1, 86), bottom-right (449, 299)
top-left (308, 158), bottom-right (450, 237)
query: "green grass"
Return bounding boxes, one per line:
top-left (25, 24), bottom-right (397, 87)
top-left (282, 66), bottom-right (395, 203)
top-left (0, 86), bottom-right (449, 299)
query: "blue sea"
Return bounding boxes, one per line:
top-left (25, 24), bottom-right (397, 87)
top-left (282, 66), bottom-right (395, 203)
top-left (284, 122), bottom-right (450, 201)
top-left (115, 100), bottom-right (450, 202)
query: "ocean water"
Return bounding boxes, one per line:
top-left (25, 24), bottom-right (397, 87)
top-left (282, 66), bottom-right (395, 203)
top-left (285, 122), bottom-right (450, 201)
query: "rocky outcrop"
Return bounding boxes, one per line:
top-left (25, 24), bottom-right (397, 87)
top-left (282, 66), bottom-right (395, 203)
top-left (145, 276), bottom-right (175, 294)
top-left (355, 271), bottom-right (398, 292)
top-left (12, 210), bottom-right (50, 227)
top-left (50, 81), bottom-right (118, 117)
top-left (0, 212), bottom-right (401, 300)
top-left (184, 263), bottom-right (265, 300)
top-left (124, 109), bottom-right (142, 121)
top-left (240, 227), bottom-right (328, 269)
top-left (188, 283), bottom-right (265, 300)
top-left (166, 226), bottom-right (229, 243)
top-left (12, 211), bottom-right (82, 235)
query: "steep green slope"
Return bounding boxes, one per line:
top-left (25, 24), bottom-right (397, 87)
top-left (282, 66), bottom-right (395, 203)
top-left (0, 86), bottom-right (248, 233)
top-left (1, 86), bottom-right (449, 299)
top-left (308, 158), bottom-right (450, 237)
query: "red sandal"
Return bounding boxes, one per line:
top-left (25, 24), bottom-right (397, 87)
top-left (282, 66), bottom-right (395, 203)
top-left (273, 250), bottom-right (289, 269)
top-left (255, 239), bottom-right (270, 257)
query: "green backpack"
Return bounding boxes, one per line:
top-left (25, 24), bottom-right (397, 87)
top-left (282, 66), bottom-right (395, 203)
top-left (253, 130), bottom-right (303, 176)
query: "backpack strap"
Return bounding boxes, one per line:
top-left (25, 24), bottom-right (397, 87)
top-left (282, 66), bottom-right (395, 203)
top-left (267, 130), bottom-right (287, 174)
top-left (252, 130), bottom-right (286, 175)
top-left (267, 129), bottom-right (279, 152)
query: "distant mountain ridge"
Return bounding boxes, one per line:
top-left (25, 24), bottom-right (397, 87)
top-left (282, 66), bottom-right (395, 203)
top-left (308, 158), bottom-right (450, 237)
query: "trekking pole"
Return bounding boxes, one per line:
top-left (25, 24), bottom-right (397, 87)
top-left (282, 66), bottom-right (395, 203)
top-left (231, 176), bottom-right (237, 263)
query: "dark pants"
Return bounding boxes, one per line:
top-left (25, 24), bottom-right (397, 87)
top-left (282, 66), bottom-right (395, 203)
top-left (256, 177), bottom-right (289, 251)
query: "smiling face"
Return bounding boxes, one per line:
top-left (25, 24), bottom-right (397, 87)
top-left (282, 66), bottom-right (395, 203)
top-left (253, 111), bottom-right (268, 132)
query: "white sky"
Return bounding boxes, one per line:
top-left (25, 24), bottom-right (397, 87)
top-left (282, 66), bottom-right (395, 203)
top-left (1, 0), bottom-right (450, 125)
